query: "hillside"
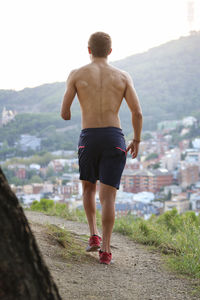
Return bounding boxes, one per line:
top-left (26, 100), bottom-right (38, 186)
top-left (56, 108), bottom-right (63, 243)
top-left (26, 211), bottom-right (200, 300)
top-left (0, 32), bottom-right (200, 133)
top-left (114, 32), bottom-right (200, 129)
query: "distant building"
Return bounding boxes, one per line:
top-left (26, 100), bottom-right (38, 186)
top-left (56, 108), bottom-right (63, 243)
top-left (23, 185), bottom-right (33, 194)
top-left (51, 150), bottom-right (75, 156)
top-left (182, 116), bottom-right (197, 127)
top-left (141, 156), bottom-right (160, 169)
top-left (42, 183), bottom-right (54, 194)
top-left (8, 164), bottom-right (26, 179)
top-left (29, 164), bottom-right (41, 171)
top-left (190, 192), bottom-right (200, 212)
top-left (1, 106), bottom-right (17, 126)
top-left (32, 183), bottom-right (43, 194)
top-left (121, 168), bottom-right (173, 193)
top-left (18, 134), bottom-right (41, 151)
top-left (49, 158), bottom-right (78, 173)
top-left (61, 173), bottom-right (81, 195)
top-left (15, 166), bottom-right (26, 179)
top-left (139, 139), bottom-right (169, 157)
top-left (157, 120), bottom-right (181, 132)
top-left (164, 193), bottom-right (190, 213)
top-left (125, 158), bottom-right (140, 171)
top-left (164, 185), bottom-right (182, 196)
top-left (17, 194), bottom-right (41, 206)
top-left (180, 128), bottom-right (190, 136)
top-left (178, 139), bottom-right (190, 151)
top-left (179, 161), bottom-right (199, 188)
top-left (160, 148), bottom-right (181, 171)
top-left (133, 191), bottom-right (155, 203)
top-left (192, 138), bottom-right (200, 149)
top-left (185, 149), bottom-right (200, 165)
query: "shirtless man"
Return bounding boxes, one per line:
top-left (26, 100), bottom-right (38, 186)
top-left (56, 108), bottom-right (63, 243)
top-left (61, 32), bottom-right (142, 265)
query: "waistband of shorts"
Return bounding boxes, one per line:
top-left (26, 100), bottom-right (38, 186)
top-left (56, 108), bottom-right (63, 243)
top-left (81, 126), bottom-right (123, 134)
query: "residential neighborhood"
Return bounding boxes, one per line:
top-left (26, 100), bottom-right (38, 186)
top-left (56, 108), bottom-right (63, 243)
top-left (2, 115), bottom-right (200, 219)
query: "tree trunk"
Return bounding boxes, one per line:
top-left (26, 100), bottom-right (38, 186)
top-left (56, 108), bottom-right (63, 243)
top-left (0, 168), bottom-right (62, 300)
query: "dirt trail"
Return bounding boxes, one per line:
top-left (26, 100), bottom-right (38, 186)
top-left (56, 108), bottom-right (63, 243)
top-left (25, 211), bottom-right (199, 300)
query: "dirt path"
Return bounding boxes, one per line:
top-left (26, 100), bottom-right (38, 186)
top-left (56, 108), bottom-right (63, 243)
top-left (25, 211), bottom-right (199, 300)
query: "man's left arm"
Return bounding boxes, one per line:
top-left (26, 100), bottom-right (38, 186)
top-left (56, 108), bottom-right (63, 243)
top-left (61, 70), bottom-right (77, 120)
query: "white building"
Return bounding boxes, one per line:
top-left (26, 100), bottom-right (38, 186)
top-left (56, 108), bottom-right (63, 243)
top-left (160, 147), bottom-right (181, 171)
top-left (192, 138), bottom-right (200, 149)
top-left (18, 134), bottom-right (41, 151)
top-left (190, 193), bottom-right (200, 211)
top-left (182, 116), bottom-right (197, 127)
top-left (29, 164), bottom-right (41, 171)
top-left (185, 149), bottom-right (200, 169)
top-left (133, 191), bottom-right (155, 203)
top-left (17, 193), bottom-right (41, 206)
top-left (1, 106), bottom-right (16, 126)
top-left (164, 194), bottom-right (190, 213)
top-left (164, 185), bottom-right (182, 195)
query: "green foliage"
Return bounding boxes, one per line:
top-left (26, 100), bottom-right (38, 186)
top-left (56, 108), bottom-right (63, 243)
top-left (0, 112), bottom-right (81, 153)
top-left (30, 175), bottom-right (42, 184)
top-left (142, 132), bottom-right (153, 140)
top-left (29, 199), bottom-right (200, 279)
top-left (30, 198), bottom-right (87, 222)
top-left (31, 198), bottom-right (54, 212)
top-left (3, 152), bottom-right (53, 168)
top-left (114, 208), bottom-right (200, 278)
top-left (145, 153), bottom-right (159, 161)
top-left (151, 162), bottom-right (160, 169)
top-left (30, 198), bottom-right (101, 225)
top-left (46, 224), bottom-right (93, 263)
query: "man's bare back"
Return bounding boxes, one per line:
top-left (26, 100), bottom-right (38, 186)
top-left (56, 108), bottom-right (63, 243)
top-left (61, 38), bottom-right (142, 158)
top-left (71, 60), bottom-right (127, 129)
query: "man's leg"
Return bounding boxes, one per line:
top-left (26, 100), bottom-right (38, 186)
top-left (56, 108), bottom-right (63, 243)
top-left (99, 182), bottom-right (117, 253)
top-left (82, 180), bottom-right (99, 236)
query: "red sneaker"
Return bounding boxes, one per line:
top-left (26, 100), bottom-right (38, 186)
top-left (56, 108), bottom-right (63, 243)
top-left (86, 235), bottom-right (102, 252)
top-left (99, 250), bottom-right (112, 265)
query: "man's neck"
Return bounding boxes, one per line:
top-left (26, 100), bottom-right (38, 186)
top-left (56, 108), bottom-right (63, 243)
top-left (91, 56), bottom-right (108, 65)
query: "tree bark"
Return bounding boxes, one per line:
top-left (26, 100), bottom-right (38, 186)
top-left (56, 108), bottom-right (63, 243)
top-left (0, 167), bottom-right (62, 300)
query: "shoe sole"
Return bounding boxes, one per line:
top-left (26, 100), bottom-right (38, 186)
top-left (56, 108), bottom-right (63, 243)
top-left (86, 245), bottom-right (100, 252)
top-left (100, 262), bottom-right (110, 265)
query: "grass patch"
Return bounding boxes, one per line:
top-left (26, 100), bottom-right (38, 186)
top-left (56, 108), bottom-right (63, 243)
top-left (30, 198), bottom-right (101, 225)
top-left (30, 199), bottom-right (200, 280)
top-left (114, 210), bottom-right (200, 279)
top-left (46, 224), bottom-right (94, 263)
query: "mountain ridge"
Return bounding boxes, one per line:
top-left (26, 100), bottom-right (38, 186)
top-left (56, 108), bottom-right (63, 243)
top-left (0, 32), bottom-right (200, 130)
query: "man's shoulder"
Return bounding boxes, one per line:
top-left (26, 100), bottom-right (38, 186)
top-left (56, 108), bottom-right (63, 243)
top-left (74, 63), bottom-right (92, 73)
top-left (110, 65), bottom-right (130, 79)
top-left (68, 64), bottom-right (92, 79)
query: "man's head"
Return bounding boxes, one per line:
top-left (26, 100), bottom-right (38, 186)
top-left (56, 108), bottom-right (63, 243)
top-left (88, 32), bottom-right (112, 58)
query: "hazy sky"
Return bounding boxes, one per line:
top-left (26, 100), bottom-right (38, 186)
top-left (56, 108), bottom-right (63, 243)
top-left (0, 0), bottom-right (200, 90)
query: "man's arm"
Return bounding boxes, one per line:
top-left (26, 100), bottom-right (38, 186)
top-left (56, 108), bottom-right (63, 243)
top-left (124, 72), bottom-right (143, 158)
top-left (61, 70), bottom-right (77, 120)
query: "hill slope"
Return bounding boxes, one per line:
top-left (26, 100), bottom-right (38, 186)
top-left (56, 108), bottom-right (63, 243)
top-left (114, 32), bottom-right (200, 129)
top-left (0, 32), bottom-right (200, 131)
top-left (26, 211), bottom-right (200, 300)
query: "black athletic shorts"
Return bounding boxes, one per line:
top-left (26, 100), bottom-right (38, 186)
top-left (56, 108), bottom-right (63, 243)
top-left (78, 127), bottom-right (127, 189)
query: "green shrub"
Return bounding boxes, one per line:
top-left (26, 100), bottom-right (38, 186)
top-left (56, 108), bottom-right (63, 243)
top-left (31, 198), bottom-right (54, 212)
top-left (114, 210), bottom-right (200, 279)
top-left (30, 199), bottom-right (200, 279)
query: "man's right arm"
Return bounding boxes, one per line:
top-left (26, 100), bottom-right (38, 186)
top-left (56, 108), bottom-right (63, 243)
top-left (61, 70), bottom-right (77, 120)
top-left (124, 72), bottom-right (143, 158)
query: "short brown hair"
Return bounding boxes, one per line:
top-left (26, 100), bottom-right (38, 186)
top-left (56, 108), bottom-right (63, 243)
top-left (88, 32), bottom-right (112, 58)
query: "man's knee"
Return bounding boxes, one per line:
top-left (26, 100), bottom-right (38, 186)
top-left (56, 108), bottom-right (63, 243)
top-left (82, 180), bottom-right (96, 195)
top-left (99, 183), bottom-right (117, 203)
